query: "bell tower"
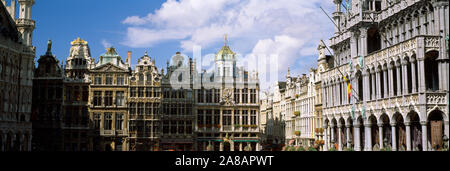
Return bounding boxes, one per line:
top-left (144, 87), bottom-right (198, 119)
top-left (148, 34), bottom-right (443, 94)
top-left (16, 0), bottom-right (35, 46)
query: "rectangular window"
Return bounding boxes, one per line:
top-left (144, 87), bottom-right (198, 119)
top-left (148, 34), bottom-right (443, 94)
top-left (130, 103), bottom-right (136, 115)
top-left (197, 110), bottom-right (204, 125)
top-left (223, 110), bottom-right (231, 126)
top-left (146, 87), bottom-right (152, 97)
top-left (214, 110), bottom-right (220, 125)
top-left (82, 86), bottom-right (88, 102)
top-left (145, 103), bottom-right (152, 115)
top-left (171, 121), bottom-right (177, 134)
top-left (130, 88), bottom-right (137, 97)
top-left (153, 103), bottom-right (159, 115)
top-left (117, 75), bottom-right (124, 85)
top-left (115, 91), bottom-right (124, 107)
top-left (106, 75), bottom-right (113, 85)
top-left (186, 121), bottom-right (192, 134)
top-left (178, 121), bottom-right (185, 134)
top-left (206, 89), bottom-right (212, 103)
top-left (250, 110), bottom-right (257, 125)
top-left (234, 89), bottom-right (240, 104)
top-left (163, 121), bottom-right (169, 134)
top-left (198, 89), bottom-right (204, 103)
top-left (104, 91), bottom-right (113, 106)
top-left (115, 113), bottom-right (123, 130)
top-left (93, 91), bottom-right (102, 106)
top-left (93, 113), bottom-right (101, 129)
top-left (250, 89), bottom-right (256, 103)
top-left (154, 88), bottom-right (161, 97)
top-left (66, 86), bottom-right (72, 102)
top-left (138, 103), bottom-right (144, 115)
top-left (234, 110), bottom-right (240, 125)
top-left (242, 110), bottom-right (248, 125)
top-left (94, 76), bottom-right (102, 85)
top-left (138, 87), bottom-right (144, 97)
top-left (205, 110), bottom-right (212, 125)
top-left (242, 88), bottom-right (248, 103)
top-left (104, 113), bottom-right (112, 130)
top-left (81, 107), bottom-right (88, 127)
top-left (214, 89), bottom-right (220, 103)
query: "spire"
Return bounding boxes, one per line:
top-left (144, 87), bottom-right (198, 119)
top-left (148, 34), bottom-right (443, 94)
top-left (224, 34), bottom-right (228, 46)
top-left (287, 67), bottom-right (291, 77)
top-left (145, 50), bottom-right (148, 56)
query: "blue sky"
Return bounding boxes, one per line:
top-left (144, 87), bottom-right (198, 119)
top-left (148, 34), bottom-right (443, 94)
top-left (29, 0), bottom-right (335, 90)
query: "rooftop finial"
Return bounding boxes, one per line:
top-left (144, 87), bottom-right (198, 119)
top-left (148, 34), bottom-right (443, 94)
top-left (224, 34), bottom-right (228, 46)
top-left (145, 50), bottom-right (148, 56)
top-left (46, 39), bottom-right (52, 55)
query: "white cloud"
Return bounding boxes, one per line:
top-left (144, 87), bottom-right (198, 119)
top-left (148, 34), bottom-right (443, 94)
top-left (101, 39), bottom-right (112, 49)
top-left (122, 0), bottom-right (334, 90)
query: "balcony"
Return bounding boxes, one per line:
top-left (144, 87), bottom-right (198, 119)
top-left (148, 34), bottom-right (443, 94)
top-left (15, 19), bottom-right (35, 28)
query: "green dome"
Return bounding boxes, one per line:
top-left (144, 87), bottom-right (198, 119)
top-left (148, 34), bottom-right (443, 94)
top-left (216, 44), bottom-right (236, 61)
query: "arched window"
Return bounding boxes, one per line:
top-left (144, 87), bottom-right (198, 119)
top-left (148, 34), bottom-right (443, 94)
top-left (357, 71), bottom-right (364, 102)
top-left (425, 51), bottom-right (439, 91)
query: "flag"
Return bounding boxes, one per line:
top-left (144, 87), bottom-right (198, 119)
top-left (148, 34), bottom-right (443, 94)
top-left (346, 0), bottom-right (351, 11)
top-left (344, 76), bottom-right (352, 99)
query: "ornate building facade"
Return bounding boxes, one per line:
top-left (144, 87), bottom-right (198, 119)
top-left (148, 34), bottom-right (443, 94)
top-left (0, 0), bottom-right (35, 151)
top-left (128, 51), bottom-right (162, 151)
top-left (160, 52), bottom-right (195, 151)
top-left (62, 38), bottom-right (94, 151)
top-left (195, 40), bottom-right (261, 151)
top-left (89, 47), bottom-right (131, 151)
top-left (321, 0), bottom-right (449, 151)
top-left (32, 41), bottom-right (64, 151)
top-left (274, 68), bottom-right (321, 148)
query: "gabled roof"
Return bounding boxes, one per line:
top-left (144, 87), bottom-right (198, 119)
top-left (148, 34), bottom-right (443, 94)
top-left (91, 62), bottom-right (129, 73)
top-left (0, 2), bottom-right (19, 42)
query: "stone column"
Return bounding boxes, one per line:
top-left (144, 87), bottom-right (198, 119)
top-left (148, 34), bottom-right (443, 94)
top-left (388, 64), bottom-right (394, 97)
top-left (396, 63), bottom-right (402, 96)
top-left (405, 122), bottom-right (411, 151)
top-left (330, 122), bottom-right (335, 147)
top-left (383, 66), bottom-right (388, 98)
top-left (421, 121), bottom-right (428, 151)
top-left (401, 59), bottom-right (409, 95)
top-left (410, 58), bottom-right (417, 93)
top-left (324, 123), bottom-right (329, 151)
top-left (354, 124), bottom-right (361, 151)
top-left (378, 123), bottom-right (384, 149)
top-left (360, 27), bottom-right (368, 57)
top-left (417, 59), bottom-right (426, 92)
top-left (346, 124), bottom-right (352, 149)
top-left (371, 71), bottom-right (376, 100)
top-left (376, 67), bottom-right (382, 99)
top-left (338, 123), bottom-right (343, 151)
top-left (365, 123), bottom-right (372, 151)
top-left (363, 70), bottom-right (370, 102)
top-left (391, 123), bottom-right (397, 151)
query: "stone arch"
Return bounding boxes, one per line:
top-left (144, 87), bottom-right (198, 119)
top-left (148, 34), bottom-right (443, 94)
top-left (379, 113), bottom-right (392, 146)
top-left (427, 109), bottom-right (445, 150)
top-left (393, 112), bottom-right (406, 151)
top-left (407, 111), bottom-right (422, 151)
